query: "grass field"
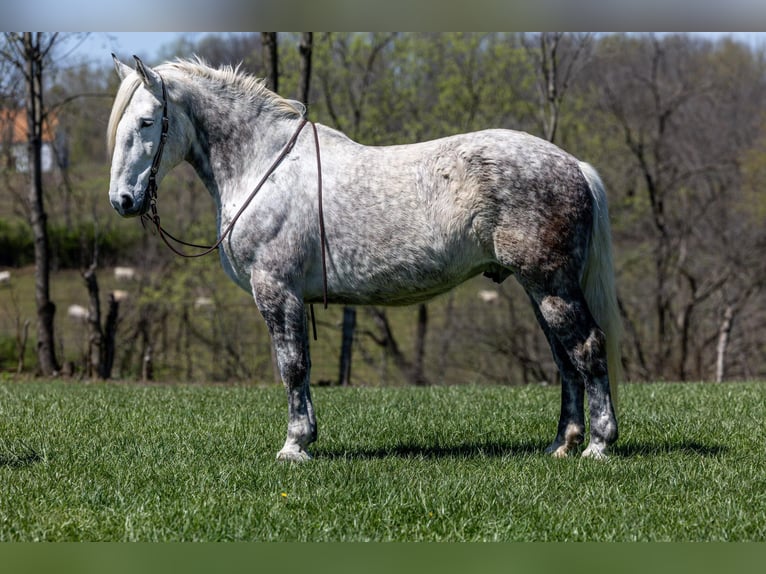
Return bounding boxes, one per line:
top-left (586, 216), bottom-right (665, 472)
top-left (0, 379), bottom-right (764, 541)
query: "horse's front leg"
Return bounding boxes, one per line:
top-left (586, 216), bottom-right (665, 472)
top-left (251, 271), bottom-right (316, 461)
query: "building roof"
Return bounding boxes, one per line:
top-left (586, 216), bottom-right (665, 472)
top-left (0, 109), bottom-right (58, 145)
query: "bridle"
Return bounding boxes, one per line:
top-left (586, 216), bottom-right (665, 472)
top-left (138, 73), bottom-right (329, 327)
top-left (143, 74), bottom-right (169, 218)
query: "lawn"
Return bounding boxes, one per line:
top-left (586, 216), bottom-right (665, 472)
top-left (0, 379), bottom-right (764, 541)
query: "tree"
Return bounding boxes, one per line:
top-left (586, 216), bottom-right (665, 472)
top-left (261, 33), bottom-right (278, 92)
top-left (4, 31), bottom-right (765, 383)
top-left (523, 32), bottom-right (593, 145)
top-left (186, 33), bottom-right (261, 70)
top-left (298, 33), bottom-right (313, 109)
top-left (1, 32), bottom-right (62, 375)
top-left (82, 263), bottom-right (120, 379)
top-left (593, 34), bottom-right (766, 381)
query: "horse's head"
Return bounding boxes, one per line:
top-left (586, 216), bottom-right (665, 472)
top-left (108, 55), bottom-right (182, 217)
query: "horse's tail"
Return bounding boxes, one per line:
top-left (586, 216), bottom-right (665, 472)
top-left (578, 162), bottom-right (623, 403)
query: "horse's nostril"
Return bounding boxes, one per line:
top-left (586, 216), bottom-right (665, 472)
top-left (120, 194), bottom-right (134, 211)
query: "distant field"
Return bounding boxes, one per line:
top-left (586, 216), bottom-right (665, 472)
top-left (0, 263), bottom-right (518, 385)
top-left (0, 379), bottom-right (763, 541)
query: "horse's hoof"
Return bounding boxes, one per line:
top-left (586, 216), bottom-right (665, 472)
top-left (546, 423), bottom-right (584, 458)
top-left (276, 448), bottom-right (312, 462)
top-left (551, 446), bottom-right (570, 458)
top-left (582, 444), bottom-right (608, 460)
top-left (545, 441), bottom-right (567, 457)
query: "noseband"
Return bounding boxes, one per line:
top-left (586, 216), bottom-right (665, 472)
top-left (138, 71), bottom-right (328, 330)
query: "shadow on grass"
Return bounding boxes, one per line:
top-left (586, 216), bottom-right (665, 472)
top-left (0, 447), bottom-right (44, 469)
top-left (316, 439), bottom-right (728, 460)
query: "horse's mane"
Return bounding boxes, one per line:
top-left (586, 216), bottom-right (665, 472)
top-left (107, 57), bottom-right (304, 155)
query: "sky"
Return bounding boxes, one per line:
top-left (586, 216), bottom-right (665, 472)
top-left (65, 33), bottom-right (210, 67)
top-left (66, 31), bottom-right (766, 71)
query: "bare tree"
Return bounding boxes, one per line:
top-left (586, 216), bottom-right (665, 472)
top-left (524, 32), bottom-right (593, 144)
top-left (1, 286), bottom-right (31, 374)
top-left (261, 32), bottom-right (278, 92)
top-left (1, 32), bottom-right (61, 375)
top-left (338, 307), bottom-right (355, 386)
top-left (188, 33), bottom-right (261, 69)
top-left (595, 34), bottom-right (766, 380)
top-left (298, 33), bottom-right (313, 109)
top-left (81, 263), bottom-right (120, 379)
top-left (362, 307), bottom-right (431, 386)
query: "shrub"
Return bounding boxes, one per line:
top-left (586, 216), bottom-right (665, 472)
top-left (0, 218), bottom-right (142, 269)
top-left (0, 220), bottom-right (34, 267)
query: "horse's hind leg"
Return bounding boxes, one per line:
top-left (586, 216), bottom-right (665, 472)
top-left (523, 273), bottom-right (618, 458)
top-left (528, 297), bottom-right (586, 457)
top-left (251, 271), bottom-right (316, 461)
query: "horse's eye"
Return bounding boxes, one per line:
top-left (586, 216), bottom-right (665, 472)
top-left (140, 119), bottom-right (154, 128)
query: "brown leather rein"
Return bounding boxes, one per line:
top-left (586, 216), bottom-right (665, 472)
top-left (139, 74), bottom-right (329, 332)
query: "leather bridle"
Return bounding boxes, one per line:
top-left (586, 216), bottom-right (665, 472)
top-left (143, 75), bottom-right (169, 216)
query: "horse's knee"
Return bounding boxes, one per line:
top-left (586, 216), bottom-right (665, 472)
top-left (275, 345), bottom-right (309, 384)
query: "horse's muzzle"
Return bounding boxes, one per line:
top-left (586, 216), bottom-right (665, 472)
top-left (110, 191), bottom-right (146, 217)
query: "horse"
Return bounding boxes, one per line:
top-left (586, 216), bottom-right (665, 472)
top-left (107, 55), bottom-right (621, 461)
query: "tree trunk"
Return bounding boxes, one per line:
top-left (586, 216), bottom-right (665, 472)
top-left (367, 307), bottom-right (431, 386)
top-left (82, 264), bottom-right (103, 378)
top-left (617, 296), bottom-right (649, 380)
top-left (16, 319), bottom-right (30, 374)
top-left (715, 304), bottom-right (735, 383)
top-left (434, 293), bottom-right (455, 384)
top-left (526, 32), bottom-right (592, 146)
top-left (261, 32), bottom-right (278, 92)
top-left (139, 315), bottom-right (153, 382)
top-left (298, 32), bottom-right (313, 109)
top-left (368, 308), bottom-right (408, 377)
top-left (538, 32), bottom-right (561, 144)
top-left (82, 265), bottom-right (119, 379)
top-left (338, 306), bottom-right (356, 386)
top-left (24, 32), bottom-right (59, 376)
top-left (412, 304), bottom-right (428, 386)
top-left (102, 293), bottom-right (119, 379)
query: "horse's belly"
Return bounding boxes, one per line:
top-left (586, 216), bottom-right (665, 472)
top-left (328, 254), bottom-right (489, 306)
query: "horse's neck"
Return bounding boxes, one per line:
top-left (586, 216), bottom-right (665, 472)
top-left (183, 92), bottom-right (300, 208)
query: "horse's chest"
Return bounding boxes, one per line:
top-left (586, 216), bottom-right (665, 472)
top-left (218, 243), bottom-right (252, 292)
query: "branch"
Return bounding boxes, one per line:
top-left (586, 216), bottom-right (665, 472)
top-left (44, 92), bottom-right (113, 117)
top-left (39, 32), bottom-right (59, 60)
top-left (0, 33), bottom-right (27, 75)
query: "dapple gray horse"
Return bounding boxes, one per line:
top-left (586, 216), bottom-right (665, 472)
top-left (108, 56), bottom-right (621, 461)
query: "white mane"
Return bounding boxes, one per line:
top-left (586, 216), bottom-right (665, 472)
top-left (107, 57), bottom-right (304, 156)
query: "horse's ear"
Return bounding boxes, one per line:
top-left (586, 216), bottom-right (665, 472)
top-left (285, 99), bottom-right (307, 117)
top-left (112, 53), bottom-right (133, 81)
top-left (133, 55), bottom-right (161, 89)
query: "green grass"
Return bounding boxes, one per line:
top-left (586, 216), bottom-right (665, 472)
top-left (0, 379), bottom-right (764, 541)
